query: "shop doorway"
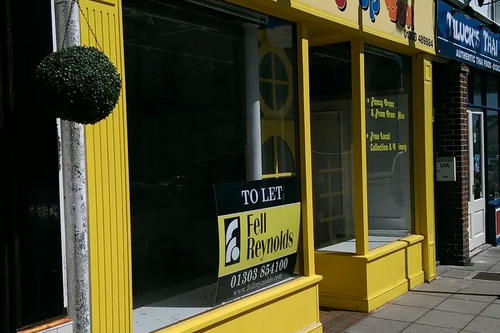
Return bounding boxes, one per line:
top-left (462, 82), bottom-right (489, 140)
top-left (468, 110), bottom-right (486, 250)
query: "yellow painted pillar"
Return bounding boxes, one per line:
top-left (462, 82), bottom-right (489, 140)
top-left (413, 54), bottom-right (436, 282)
top-left (79, 0), bottom-right (133, 332)
top-left (297, 22), bottom-right (316, 276)
top-left (351, 39), bottom-right (369, 255)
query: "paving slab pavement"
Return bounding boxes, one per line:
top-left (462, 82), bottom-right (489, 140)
top-left (338, 245), bottom-right (500, 333)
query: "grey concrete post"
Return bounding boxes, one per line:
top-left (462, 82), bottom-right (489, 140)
top-left (52, 0), bottom-right (92, 332)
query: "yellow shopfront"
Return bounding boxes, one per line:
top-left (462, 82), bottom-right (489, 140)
top-left (300, 0), bottom-right (437, 312)
top-left (77, 0), bottom-right (436, 332)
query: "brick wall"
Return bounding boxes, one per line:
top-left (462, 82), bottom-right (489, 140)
top-left (433, 62), bottom-right (470, 265)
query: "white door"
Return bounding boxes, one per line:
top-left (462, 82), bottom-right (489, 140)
top-left (468, 111), bottom-right (486, 251)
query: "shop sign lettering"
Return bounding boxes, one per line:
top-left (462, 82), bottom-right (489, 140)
top-left (213, 177), bottom-right (301, 305)
top-left (437, 0), bottom-right (500, 73)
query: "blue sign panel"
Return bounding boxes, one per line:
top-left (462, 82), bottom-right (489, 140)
top-left (437, 0), bottom-right (500, 73)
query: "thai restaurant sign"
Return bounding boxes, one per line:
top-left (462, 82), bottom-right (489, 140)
top-left (295, 0), bottom-right (435, 51)
top-left (437, 0), bottom-right (500, 73)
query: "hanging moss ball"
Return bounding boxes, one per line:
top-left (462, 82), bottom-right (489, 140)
top-left (35, 45), bottom-right (121, 125)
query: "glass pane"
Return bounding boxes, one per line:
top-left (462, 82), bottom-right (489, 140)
top-left (468, 75), bottom-right (473, 105)
top-left (487, 111), bottom-right (499, 201)
top-left (259, 20), bottom-right (297, 177)
top-left (262, 137), bottom-right (275, 174)
top-left (260, 53), bottom-right (273, 79)
top-left (274, 54), bottom-right (288, 81)
top-left (309, 42), bottom-right (355, 252)
top-left (275, 84), bottom-right (289, 110)
top-left (1, 105), bottom-right (64, 327)
top-left (260, 82), bottom-right (274, 110)
top-left (473, 114), bottom-right (483, 200)
top-left (474, 73), bottom-right (482, 105)
top-left (365, 45), bottom-right (413, 249)
top-left (124, 0), bottom-right (299, 327)
top-left (277, 137), bottom-right (295, 173)
top-left (487, 77), bottom-right (498, 108)
top-left (3, 0), bottom-right (65, 326)
top-left (124, 0), bottom-right (242, 312)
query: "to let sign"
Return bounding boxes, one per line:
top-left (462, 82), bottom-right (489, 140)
top-left (213, 177), bottom-right (301, 305)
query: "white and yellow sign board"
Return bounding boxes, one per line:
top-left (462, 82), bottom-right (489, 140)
top-left (213, 177), bottom-right (301, 305)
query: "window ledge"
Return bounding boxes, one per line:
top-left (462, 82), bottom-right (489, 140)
top-left (401, 234), bottom-right (425, 245)
top-left (365, 235), bottom-right (425, 262)
top-left (17, 317), bottom-right (72, 333)
top-left (153, 275), bottom-right (322, 333)
top-left (314, 235), bottom-right (426, 262)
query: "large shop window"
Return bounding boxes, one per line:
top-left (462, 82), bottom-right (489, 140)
top-left (309, 42), bottom-right (355, 253)
top-left (123, 0), bottom-right (299, 331)
top-left (0, 0), bottom-right (66, 330)
top-left (365, 45), bottom-right (413, 248)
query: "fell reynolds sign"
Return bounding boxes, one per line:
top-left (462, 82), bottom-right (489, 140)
top-left (437, 0), bottom-right (500, 73)
top-left (298, 0), bottom-right (435, 51)
top-left (213, 177), bottom-right (300, 305)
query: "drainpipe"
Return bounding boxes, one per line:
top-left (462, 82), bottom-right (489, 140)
top-left (52, 0), bottom-right (92, 332)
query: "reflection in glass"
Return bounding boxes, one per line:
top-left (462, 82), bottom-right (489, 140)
top-left (1, 0), bottom-right (65, 325)
top-left (262, 137), bottom-right (275, 174)
top-left (487, 111), bottom-right (499, 201)
top-left (474, 73), bottom-right (482, 105)
top-left (123, 0), bottom-right (298, 328)
top-left (309, 42), bottom-right (355, 252)
top-left (487, 76), bottom-right (498, 108)
top-left (473, 114), bottom-right (484, 200)
top-left (8, 108), bottom-right (64, 327)
top-left (259, 24), bottom-right (297, 178)
top-left (364, 45), bottom-right (413, 249)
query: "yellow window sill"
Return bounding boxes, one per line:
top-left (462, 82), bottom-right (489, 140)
top-left (364, 235), bottom-right (425, 262)
top-left (155, 275), bottom-right (323, 333)
top-left (314, 235), bottom-right (425, 262)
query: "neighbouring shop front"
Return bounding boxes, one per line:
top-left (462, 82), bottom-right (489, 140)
top-left (434, 0), bottom-right (500, 265)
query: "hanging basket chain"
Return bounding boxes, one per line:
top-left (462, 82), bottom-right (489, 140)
top-left (78, 4), bottom-right (103, 51)
top-left (61, 0), bottom-right (103, 51)
top-left (61, 0), bottom-right (76, 47)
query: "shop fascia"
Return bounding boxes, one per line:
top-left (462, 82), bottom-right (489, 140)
top-left (329, 0), bottom-right (434, 48)
top-left (437, 0), bottom-right (500, 72)
top-left (335, 0), bottom-right (414, 27)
